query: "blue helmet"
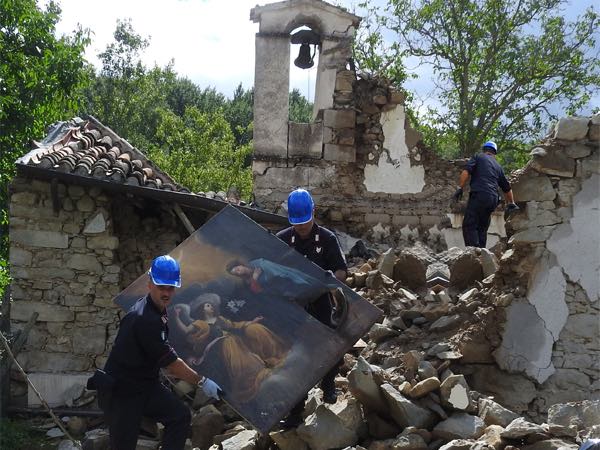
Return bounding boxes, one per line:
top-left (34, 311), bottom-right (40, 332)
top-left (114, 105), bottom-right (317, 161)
top-left (287, 189), bottom-right (314, 225)
top-left (483, 141), bottom-right (498, 153)
top-left (148, 255), bottom-right (181, 287)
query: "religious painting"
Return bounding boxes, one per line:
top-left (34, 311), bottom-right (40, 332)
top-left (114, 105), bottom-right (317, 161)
top-left (114, 205), bottom-right (382, 433)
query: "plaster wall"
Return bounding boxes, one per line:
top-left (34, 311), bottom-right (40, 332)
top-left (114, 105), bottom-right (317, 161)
top-left (363, 106), bottom-right (426, 194)
top-left (253, 35), bottom-right (290, 156)
top-left (8, 177), bottom-right (187, 405)
top-left (252, 1), bottom-right (359, 35)
top-left (313, 40), bottom-right (341, 115)
top-left (492, 114), bottom-right (600, 415)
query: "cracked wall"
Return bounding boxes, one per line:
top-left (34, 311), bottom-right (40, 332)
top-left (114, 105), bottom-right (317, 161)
top-left (363, 106), bottom-right (426, 194)
top-left (493, 114), bottom-right (600, 415)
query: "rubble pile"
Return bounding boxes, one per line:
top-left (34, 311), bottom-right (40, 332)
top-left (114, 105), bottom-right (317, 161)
top-left (46, 242), bottom-right (598, 450)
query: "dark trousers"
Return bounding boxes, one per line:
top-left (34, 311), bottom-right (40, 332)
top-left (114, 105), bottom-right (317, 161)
top-left (103, 382), bottom-right (191, 450)
top-left (462, 192), bottom-right (498, 248)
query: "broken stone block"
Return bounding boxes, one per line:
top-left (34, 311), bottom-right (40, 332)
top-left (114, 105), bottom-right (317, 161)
top-left (478, 398), bottom-right (519, 427)
top-left (476, 424), bottom-right (504, 450)
top-left (522, 439), bottom-right (579, 450)
top-left (380, 383), bottom-right (437, 429)
top-left (365, 411), bottom-right (401, 440)
top-left (82, 428), bottom-right (110, 450)
top-left (220, 429), bottom-right (258, 450)
top-left (547, 400), bottom-right (600, 435)
top-left (447, 251), bottom-right (483, 291)
top-left (429, 314), bottom-right (462, 332)
top-left (393, 253), bottom-right (427, 290)
top-left (65, 416), bottom-right (87, 436)
top-left (417, 360), bottom-right (438, 379)
top-left (296, 405), bottom-right (358, 450)
top-left (409, 377), bottom-right (440, 398)
top-left (478, 248), bottom-right (498, 278)
top-left (512, 175), bottom-right (557, 202)
top-left (438, 439), bottom-right (476, 450)
top-left (366, 270), bottom-right (385, 290)
top-left (456, 334), bottom-right (494, 364)
top-left (369, 323), bottom-right (399, 343)
top-left (440, 375), bottom-right (471, 411)
top-left (269, 429), bottom-right (309, 450)
top-left (501, 418), bottom-right (547, 439)
top-left (433, 413), bottom-right (486, 440)
top-left (330, 398), bottom-right (367, 439)
top-left (554, 116), bottom-right (590, 140)
top-left (348, 357), bottom-right (388, 416)
top-left (391, 432), bottom-right (428, 450)
top-left (83, 212), bottom-right (107, 234)
top-left (531, 146), bottom-right (576, 177)
top-left (191, 405), bottom-right (225, 450)
top-left (323, 109), bottom-right (356, 129)
top-left (378, 248), bottom-right (396, 279)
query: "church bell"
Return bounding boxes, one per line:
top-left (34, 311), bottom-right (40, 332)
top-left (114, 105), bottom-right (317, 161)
top-left (291, 29), bottom-right (321, 70)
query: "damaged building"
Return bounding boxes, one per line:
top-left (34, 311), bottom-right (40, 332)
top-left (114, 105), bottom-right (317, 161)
top-left (4, 0), bottom-right (599, 448)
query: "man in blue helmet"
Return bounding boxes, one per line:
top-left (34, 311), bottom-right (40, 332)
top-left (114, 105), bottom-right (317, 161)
top-left (89, 255), bottom-right (221, 450)
top-left (276, 188), bottom-right (348, 428)
top-left (453, 141), bottom-right (519, 248)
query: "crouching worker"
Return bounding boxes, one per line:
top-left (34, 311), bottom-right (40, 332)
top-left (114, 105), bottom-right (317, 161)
top-left (87, 255), bottom-right (221, 450)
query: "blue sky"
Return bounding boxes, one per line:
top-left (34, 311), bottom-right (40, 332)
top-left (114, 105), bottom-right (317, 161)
top-left (51, 0), bottom-right (598, 113)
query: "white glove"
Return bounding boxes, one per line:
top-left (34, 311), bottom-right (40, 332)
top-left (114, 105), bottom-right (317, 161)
top-left (199, 377), bottom-right (222, 400)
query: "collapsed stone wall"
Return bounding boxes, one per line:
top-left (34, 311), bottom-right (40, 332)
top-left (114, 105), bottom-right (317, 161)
top-left (8, 177), bottom-right (187, 403)
top-left (484, 114), bottom-right (600, 416)
top-left (254, 74), bottom-right (487, 250)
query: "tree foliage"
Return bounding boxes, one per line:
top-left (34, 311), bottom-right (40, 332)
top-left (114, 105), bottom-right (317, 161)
top-left (147, 107), bottom-right (253, 197)
top-left (356, 0), bottom-right (600, 157)
top-left (0, 0), bottom-right (90, 296)
top-left (289, 88), bottom-right (314, 123)
top-left (82, 21), bottom-right (255, 198)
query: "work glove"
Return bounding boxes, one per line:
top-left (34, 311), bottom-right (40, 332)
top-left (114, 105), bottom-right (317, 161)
top-left (199, 377), bottom-right (223, 400)
top-left (505, 203), bottom-right (520, 216)
top-left (452, 187), bottom-right (463, 202)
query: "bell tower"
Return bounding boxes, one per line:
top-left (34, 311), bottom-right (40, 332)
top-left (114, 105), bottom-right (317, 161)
top-left (250, 0), bottom-right (360, 160)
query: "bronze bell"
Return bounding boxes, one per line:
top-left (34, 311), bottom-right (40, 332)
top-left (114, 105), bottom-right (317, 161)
top-left (294, 43), bottom-right (314, 69)
top-left (291, 29), bottom-right (321, 70)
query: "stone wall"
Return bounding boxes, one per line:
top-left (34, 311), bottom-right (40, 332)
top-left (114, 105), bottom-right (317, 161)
top-left (478, 114), bottom-right (599, 418)
top-left (8, 176), bottom-right (187, 403)
top-left (254, 74), bottom-right (502, 250)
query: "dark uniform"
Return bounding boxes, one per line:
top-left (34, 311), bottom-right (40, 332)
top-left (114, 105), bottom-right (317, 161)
top-left (276, 223), bottom-right (347, 412)
top-left (462, 152), bottom-right (511, 247)
top-left (101, 295), bottom-right (191, 450)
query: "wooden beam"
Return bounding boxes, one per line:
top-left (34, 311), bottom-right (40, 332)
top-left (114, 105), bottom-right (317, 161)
top-left (173, 204), bottom-right (196, 235)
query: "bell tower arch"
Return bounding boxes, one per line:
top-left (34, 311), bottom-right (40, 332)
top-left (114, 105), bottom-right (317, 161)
top-left (250, 0), bottom-right (360, 159)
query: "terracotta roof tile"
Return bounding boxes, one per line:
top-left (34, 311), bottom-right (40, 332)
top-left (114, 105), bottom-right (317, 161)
top-left (23, 117), bottom-right (190, 194)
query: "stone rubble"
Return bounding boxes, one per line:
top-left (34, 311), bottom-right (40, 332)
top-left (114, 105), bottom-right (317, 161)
top-left (49, 239), bottom-right (597, 450)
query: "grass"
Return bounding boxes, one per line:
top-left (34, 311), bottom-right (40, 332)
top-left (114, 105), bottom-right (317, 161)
top-left (0, 418), bottom-right (55, 450)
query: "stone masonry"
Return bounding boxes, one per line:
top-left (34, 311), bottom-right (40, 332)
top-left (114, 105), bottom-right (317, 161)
top-left (250, 1), bottom-right (504, 250)
top-left (8, 176), bottom-right (187, 403)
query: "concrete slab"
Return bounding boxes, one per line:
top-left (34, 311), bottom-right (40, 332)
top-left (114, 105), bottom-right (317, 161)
top-left (28, 372), bottom-right (92, 407)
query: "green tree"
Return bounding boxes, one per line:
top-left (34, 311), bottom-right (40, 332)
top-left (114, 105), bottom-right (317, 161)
top-left (223, 83), bottom-right (254, 147)
top-left (0, 0), bottom-right (90, 296)
top-left (147, 107), bottom-right (253, 197)
top-left (357, 0), bottom-right (600, 157)
top-left (166, 80), bottom-right (226, 117)
top-left (289, 88), bottom-right (313, 123)
top-left (82, 19), bottom-right (172, 150)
